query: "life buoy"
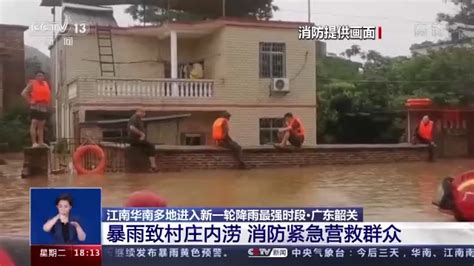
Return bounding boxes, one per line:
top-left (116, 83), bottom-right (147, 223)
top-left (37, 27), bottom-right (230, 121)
top-left (73, 145), bottom-right (106, 175)
top-left (0, 249), bottom-right (14, 266)
top-left (125, 190), bottom-right (168, 207)
top-left (405, 98), bottom-right (432, 107)
top-left (451, 170), bottom-right (474, 221)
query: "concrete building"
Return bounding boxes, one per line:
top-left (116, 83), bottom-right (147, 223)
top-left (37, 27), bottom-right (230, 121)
top-left (49, 7), bottom-right (317, 146)
top-left (410, 23), bottom-right (474, 55)
top-left (0, 24), bottom-right (28, 114)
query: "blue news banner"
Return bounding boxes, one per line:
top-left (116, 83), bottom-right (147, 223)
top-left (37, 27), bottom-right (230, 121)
top-left (101, 208), bottom-right (474, 266)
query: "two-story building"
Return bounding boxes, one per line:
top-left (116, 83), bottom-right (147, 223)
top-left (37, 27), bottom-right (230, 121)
top-left (49, 5), bottom-right (317, 146)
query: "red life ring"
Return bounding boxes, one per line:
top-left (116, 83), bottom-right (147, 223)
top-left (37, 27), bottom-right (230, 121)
top-left (0, 249), bottom-right (14, 266)
top-left (451, 170), bottom-right (474, 221)
top-left (73, 145), bottom-right (106, 175)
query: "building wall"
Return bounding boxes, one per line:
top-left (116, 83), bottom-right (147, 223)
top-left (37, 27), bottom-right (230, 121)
top-left (0, 25), bottom-right (27, 113)
top-left (221, 26), bottom-right (316, 106)
top-left (411, 40), bottom-right (474, 55)
top-left (102, 144), bottom-right (430, 172)
top-left (61, 24), bottom-right (317, 144)
top-left (0, 60), bottom-right (3, 112)
top-left (225, 106), bottom-right (316, 146)
top-left (61, 33), bottom-right (217, 82)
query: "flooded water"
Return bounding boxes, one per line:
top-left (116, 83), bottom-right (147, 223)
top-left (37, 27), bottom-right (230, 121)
top-left (0, 155), bottom-right (472, 236)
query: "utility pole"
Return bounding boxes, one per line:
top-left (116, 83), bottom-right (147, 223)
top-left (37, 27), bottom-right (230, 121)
top-left (223, 0), bottom-right (226, 17)
top-left (143, 0), bottom-right (147, 26)
top-left (308, 0), bottom-right (311, 22)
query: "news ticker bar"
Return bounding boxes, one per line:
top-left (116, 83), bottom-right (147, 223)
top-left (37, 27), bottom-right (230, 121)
top-left (101, 246), bottom-right (474, 266)
top-left (101, 222), bottom-right (474, 246)
top-left (102, 208), bottom-right (363, 223)
top-left (31, 245), bottom-right (102, 266)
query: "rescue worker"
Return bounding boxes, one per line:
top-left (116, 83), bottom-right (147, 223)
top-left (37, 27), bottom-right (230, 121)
top-left (274, 113), bottom-right (305, 148)
top-left (212, 111), bottom-right (246, 169)
top-left (433, 171), bottom-right (474, 221)
top-left (21, 70), bottom-right (51, 148)
top-left (128, 108), bottom-right (158, 172)
top-left (412, 115), bottom-right (436, 161)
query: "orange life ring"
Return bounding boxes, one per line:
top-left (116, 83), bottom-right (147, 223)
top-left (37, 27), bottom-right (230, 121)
top-left (73, 145), bottom-right (106, 175)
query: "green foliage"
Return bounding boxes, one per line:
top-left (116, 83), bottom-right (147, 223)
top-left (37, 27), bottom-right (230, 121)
top-left (0, 107), bottom-right (30, 151)
top-left (125, 0), bottom-right (279, 24)
top-left (317, 45), bottom-right (474, 143)
top-left (437, 0), bottom-right (474, 26)
top-left (53, 138), bottom-right (70, 155)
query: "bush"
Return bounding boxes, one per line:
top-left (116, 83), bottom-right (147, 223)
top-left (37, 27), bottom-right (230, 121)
top-left (0, 107), bottom-right (30, 151)
top-left (0, 119), bottom-right (29, 151)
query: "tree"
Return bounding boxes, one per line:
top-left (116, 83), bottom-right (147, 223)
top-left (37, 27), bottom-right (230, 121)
top-left (437, 0), bottom-right (474, 27)
top-left (125, 0), bottom-right (279, 24)
top-left (316, 45), bottom-right (474, 144)
top-left (25, 56), bottom-right (43, 80)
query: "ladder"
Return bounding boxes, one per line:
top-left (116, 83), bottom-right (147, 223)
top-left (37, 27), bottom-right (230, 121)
top-left (96, 26), bottom-right (116, 77)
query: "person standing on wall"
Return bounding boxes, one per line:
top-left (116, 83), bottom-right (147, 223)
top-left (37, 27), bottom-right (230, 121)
top-left (128, 108), bottom-right (158, 172)
top-left (412, 115), bottom-right (436, 161)
top-left (21, 70), bottom-right (51, 148)
top-left (212, 111), bottom-right (247, 169)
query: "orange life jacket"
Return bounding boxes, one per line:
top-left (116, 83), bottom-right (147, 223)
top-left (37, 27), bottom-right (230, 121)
top-left (418, 120), bottom-right (433, 141)
top-left (291, 117), bottom-right (305, 140)
top-left (30, 80), bottom-right (51, 104)
top-left (212, 118), bottom-right (228, 141)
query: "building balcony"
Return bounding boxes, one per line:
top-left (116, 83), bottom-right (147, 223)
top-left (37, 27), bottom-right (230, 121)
top-left (67, 77), bottom-right (215, 103)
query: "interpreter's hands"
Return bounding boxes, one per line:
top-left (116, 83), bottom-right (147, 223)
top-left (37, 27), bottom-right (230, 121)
top-left (70, 221), bottom-right (79, 228)
top-left (140, 134), bottom-right (146, 141)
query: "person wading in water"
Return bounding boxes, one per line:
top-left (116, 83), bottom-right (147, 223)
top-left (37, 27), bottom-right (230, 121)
top-left (128, 108), bottom-right (158, 172)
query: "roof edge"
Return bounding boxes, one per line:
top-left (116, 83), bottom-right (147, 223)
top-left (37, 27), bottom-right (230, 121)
top-left (0, 24), bottom-right (29, 31)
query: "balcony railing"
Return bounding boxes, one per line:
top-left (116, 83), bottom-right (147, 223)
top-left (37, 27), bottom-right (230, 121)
top-left (96, 78), bottom-right (214, 98)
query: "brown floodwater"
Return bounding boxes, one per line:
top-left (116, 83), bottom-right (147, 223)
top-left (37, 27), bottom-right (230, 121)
top-left (0, 156), bottom-right (472, 236)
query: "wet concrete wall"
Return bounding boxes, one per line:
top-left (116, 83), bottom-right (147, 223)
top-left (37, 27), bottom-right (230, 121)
top-left (101, 143), bottom-right (429, 172)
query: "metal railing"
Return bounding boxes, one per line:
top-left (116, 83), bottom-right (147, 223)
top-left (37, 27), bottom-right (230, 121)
top-left (96, 78), bottom-right (214, 98)
top-left (50, 138), bottom-right (127, 173)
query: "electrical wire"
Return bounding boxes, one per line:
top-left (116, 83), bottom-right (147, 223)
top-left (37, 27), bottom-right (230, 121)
top-left (317, 78), bottom-right (474, 83)
top-left (277, 8), bottom-right (444, 24)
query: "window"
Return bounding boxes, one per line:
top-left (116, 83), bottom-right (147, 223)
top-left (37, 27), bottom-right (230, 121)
top-left (259, 118), bottom-right (285, 145)
top-left (259, 42), bottom-right (286, 78)
top-left (181, 133), bottom-right (204, 146)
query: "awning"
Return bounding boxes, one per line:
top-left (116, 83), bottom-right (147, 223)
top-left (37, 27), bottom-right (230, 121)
top-left (82, 114), bottom-right (192, 125)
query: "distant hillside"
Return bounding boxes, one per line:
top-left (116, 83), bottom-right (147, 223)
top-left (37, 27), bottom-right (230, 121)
top-left (25, 45), bottom-right (50, 80)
